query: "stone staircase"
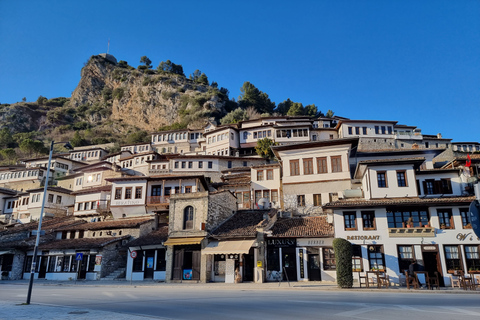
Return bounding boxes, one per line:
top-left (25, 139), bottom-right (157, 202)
top-left (100, 267), bottom-right (126, 281)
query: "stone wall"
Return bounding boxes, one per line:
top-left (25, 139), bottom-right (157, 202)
top-left (0, 180), bottom-right (41, 192)
top-left (99, 241), bottom-right (127, 278)
top-left (168, 192), bottom-right (209, 237)
top-left (206, 191), bottom-right (237, 231)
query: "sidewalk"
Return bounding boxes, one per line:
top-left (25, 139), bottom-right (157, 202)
top-left (1, 278), bottom-right (478, 292)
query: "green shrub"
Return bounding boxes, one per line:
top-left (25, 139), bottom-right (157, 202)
top-left (112, 88), bottom-right (124, 100)
top-left (102, 87), bottom-right (112, 102)
top-left (332, 238), bottom-right (353, 288)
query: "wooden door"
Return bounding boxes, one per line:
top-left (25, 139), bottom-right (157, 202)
top-left (173, 249), bottom-right (183, 280)
top-left (192, 251), bottom-right (201, 280)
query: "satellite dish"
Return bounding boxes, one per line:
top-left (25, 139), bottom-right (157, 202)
top-left (257, 198), bottom-right (270, 209)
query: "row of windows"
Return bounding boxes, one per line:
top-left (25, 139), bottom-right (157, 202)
top-left (253, 130), bottom-right (272, 139)
top-left (397, 245), bottom-right (480, 274)
top-left (207, 132), bottom-right (234, 144)
top-left (115, 187), bottom-right (143, 200)
top-left (151, 185), bottom-right (193, 197)
top-left (122, 155), bottom-right (154, 168)
top-left (256, 169), bottom-right (274, 181)
top-left (375, 171), bottom-right (453, 196)
top-left (72, 151), bottom-right (100, 159)
top-left (289, 156), bottom-right (342, 176)
top-left (276, 128), bottom-right (309, 139)
top-left (294, 194), bottom-right (323, 207)
top-left (153, 132), bottom-right (189, 142)
top-left (24, 254), bottom-right (97, 274)
top-left (207, 148), bottom-right (230, 156)
top-left (121, 145), bottom-right (150, 153)
top-left (456, 144), bottom-right (480, 152)
top-left (174, 161), bottom-right (213, 169)
top-left (253, 189), bottom-right (279, 204)
top-left (343, 207), bottom-right (471, 230)
top-left (151, 164), bottom-right (168, 170)
top-left (347, 126), bottom-right (393, 136)
top-left (0, 170), bottom-right (43, 180)
top-left (376, 171), bottom-right (407, 188)
top-left (76, 201), bottom-right (98, 211)
top-left (47, 194), bottom-right (62, 204)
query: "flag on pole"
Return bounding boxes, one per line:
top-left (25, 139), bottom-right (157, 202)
top-left (466, 154), bottom-right (472, 167)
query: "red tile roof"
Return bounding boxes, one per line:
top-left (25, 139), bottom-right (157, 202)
top-left (127, 225), bottom-right (169, 246)
top-left (212, 210), bottom-right (267, 238)
top-left (38, 236), bottom-right (130, 250)
top-left (269, 216), bottom-right (333, 238)
top-left (55, 217), bottom-right (153, 231)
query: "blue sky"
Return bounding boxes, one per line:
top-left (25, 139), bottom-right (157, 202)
top-left (1, 1), bottom-right (479, 142)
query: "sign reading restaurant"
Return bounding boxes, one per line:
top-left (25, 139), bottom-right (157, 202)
top-left (346, 235), bottom-right (380, 241)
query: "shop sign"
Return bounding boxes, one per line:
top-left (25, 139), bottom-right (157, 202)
top-left (346, 235), bottom-right (380, 241)
top-left (299, 249), bottom-right (305, 279)
top-left (422, 246), bottom-right (437, 251)
top-left (257, 261), bottom-right (263, 268)
top-left (115, 200), bottom-right (143, 206)
top-left (266, 238), bottom-right (296, 247)
top-left (456, 232), bottom-right (479, 242)
top-left (297, 238), bottom-right (333, 247)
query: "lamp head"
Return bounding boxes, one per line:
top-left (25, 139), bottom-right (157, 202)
top-left (63, 142), bottom-right (74, 150)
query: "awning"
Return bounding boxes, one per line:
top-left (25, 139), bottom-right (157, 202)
top-left (203, 240), bottom-right (255, 255)
top-left (163, 237), bottom-right (204, 246)
top-left (0, 251), bottom-right (13, 256)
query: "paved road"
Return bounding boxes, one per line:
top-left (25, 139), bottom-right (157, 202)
top-left (0, 281), bottom-right (479, 319)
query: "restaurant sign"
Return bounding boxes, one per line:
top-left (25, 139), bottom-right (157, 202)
top-left (346, 235), bottom-right (380, 241)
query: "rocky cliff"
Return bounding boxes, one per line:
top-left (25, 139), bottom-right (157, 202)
top-left (69, 55), bottom-right (228, 131)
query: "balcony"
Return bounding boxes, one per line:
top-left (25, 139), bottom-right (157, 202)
top-left (388, 227), bottom-right (435, 238)
top-left (96, 201), bottom-right (111, 214)
top-left (146, 196), bottom-right (170, 207)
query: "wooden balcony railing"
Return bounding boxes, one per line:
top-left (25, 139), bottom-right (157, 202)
top-left (146, 196), bottom-right (170, 205)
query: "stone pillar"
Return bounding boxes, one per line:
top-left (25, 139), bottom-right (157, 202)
top-left (165, 246), bottom-right (174, 283)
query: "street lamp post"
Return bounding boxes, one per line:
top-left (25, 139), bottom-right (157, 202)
top-left (26, 141), bottom-right (73, 305)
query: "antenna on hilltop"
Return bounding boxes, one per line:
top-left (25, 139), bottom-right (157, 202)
top-left (107, 39), bottom-right (110, 54)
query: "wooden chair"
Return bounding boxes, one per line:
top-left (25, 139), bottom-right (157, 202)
top-left (428, 272), bottom-right (440, 290)
top-left (405, 270), bottom-right (419, 289)
top-left (358, 272), bottom-right (369, 288)
top-left (378, 272), bottom-right (390, 288)
top-left (450, 275), bottom-right (461, 288)
top-left (473, 275), bottom-right (480, 290)
top-left (414, 271), bottom-right (429, 289)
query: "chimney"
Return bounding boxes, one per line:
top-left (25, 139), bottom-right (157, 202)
top-left (437, 133), bottom-right (442, 139)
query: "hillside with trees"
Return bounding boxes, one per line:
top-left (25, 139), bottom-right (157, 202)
top-left (0, 54), bottom-right (334, 165)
